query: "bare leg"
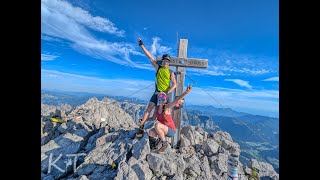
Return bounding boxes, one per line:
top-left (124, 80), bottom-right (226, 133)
top-left (141, 102), bottom-right (156, 124)
top-left (167, 91), bottom-right (173, 103)
top-left (155, 122), bottom-right (168, 141)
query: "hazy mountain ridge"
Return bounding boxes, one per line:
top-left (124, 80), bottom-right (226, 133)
top-left (186, 104), bottom-right (250, 117)
top-left (42, 90), bottom-right (148, 107)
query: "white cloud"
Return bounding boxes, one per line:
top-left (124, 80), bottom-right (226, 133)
top-left (225, 79), bottom-right (252, 89)
top-left (41, 0), bottom-right (151, 70)
top-left (41, 34), bottom-right (62, 42)
top-left (150, 37), bottom-right (172, 57)
top-left (230, 68), bottom-right (270, 75)
top-left (263, 77), bottom-right (279, 81)
top-left (206, 65), bottom-right (270, 76)
top-left (49, 74), bottom-right (58, 78)
top-left (188, 68), bottom-right (229, 76)
top-left (189, 47), bottom-right (278, 76)
top-left (42, 0), bottom-right (124, 36)
top-left (41, 53), bottom-right (59, 61)
top-left (200, 86), bottom-right (279, 98)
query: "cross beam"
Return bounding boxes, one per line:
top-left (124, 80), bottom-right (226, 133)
top-left (156, 57), bottom-right (208, 68)
top-left (160, 39), bottom-right (208, 148)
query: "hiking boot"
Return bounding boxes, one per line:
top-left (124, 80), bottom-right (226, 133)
top-left (149, 137), bottom-right (157, 148)
top-left (136, 123), bottom-right (144, 138)
top-left (156, 141), bottom-right (168, 153)
top-left (136, 129), bottom-right (144, 138)
top-left (151, 138), bottom-right (162, 151)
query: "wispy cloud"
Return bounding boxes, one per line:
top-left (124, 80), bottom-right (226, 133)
top-left (42, 0), bottom-right (124, 37)
top-left (189, 47), bottom-right (278, 76)
top-left (41, 69), bottom-right (155, 99)
top-left (41, 0), bottom-right (153, 70)
top-left (225, 79), bottom-right (252, 89)
top-left (223, 67), bottom-right (270, 75)
top-left (41, 53), bottom-right (59, 61)
top-left (41, 34), bottom-right (62, 42)
top-left (150, 37), bottom-right (172, 57)
top-left (262, 77), bottom-right (279, 81)
top-left (188, 68), bottom-right (229, 76)
top-left (42, 69), bottom-right (278, 117)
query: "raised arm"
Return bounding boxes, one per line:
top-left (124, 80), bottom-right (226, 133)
top-left (166, 71), bottom-right (177, 94)
top-left (166, 85), bottom-right (192, 109)
top-left (138, 38), bottom-right (158, 69)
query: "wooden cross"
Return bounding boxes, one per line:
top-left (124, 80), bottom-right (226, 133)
top-left (156, 39), bottom-right (208, 148)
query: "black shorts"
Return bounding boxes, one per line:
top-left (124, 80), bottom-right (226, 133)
top-left (149, 91), bottom-right (159, 105)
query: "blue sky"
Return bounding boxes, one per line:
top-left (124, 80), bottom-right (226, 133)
top-left (41, 0), bottom-right (279, 117)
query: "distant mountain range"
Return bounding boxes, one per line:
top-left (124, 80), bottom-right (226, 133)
top-left (42, 90), bottom-right (272, 118)
top-left (186, 105), bottom-right (250, 117)
top-left (41, 90), bottom-right (147, 106)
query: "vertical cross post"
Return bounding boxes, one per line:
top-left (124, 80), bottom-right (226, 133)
top-left (172, 39), bottom-right (188, 148)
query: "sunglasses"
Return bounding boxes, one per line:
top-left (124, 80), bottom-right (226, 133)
top-left (158, 97), bottom-right (165, 101)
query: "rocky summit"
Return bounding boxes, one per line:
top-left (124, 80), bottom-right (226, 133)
top-left (41, 97), bottom-right (279, 180)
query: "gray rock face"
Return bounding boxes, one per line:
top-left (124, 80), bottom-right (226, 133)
top-left (147, 153), bottom-right (179, 176)
top-left (41, 103), bottom-right (72, 117)
top-left (183, 154), bottom-right (203, 178)
top-left (41, 103), bottom-right (72, 145)
top-left (250, 159), bottom-right (279, 180)
top-left (201, 156), bottom-right (213, 179)
top-left (213, 131), bottom-right (240, 156)
top-left (115, 157), bottom-right (153, 180)
top-left (202, 139), bottom-right (219, 157)
top-left (69, 97), bottom-right (136, 130)
top-left (132, 132), bottom-right (150, 160)
top-left (41, 97), bottom-right (278, 180)
top-left (41, 132), bottom-right (88, 179)
top-left (179, 125), bottom-right (208, 148)
top-left (120, 102), bottom-right (146, 124)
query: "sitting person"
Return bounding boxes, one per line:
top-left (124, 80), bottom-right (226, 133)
top-left (144, 85), bottom-right (192, 153)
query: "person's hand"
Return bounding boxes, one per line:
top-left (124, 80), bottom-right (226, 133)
top-left (139, 119), bottom-right (144, 127)
top-left (138, 38), bottom-right (144, 46)
top-left (186, 85), bottom-right (192, 93)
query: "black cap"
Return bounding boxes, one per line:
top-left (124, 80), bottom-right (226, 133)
top-left (162, 54), bottom-right (171, 61)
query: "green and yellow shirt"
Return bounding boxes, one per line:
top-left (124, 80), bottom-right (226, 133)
top-left (156, 66), bottom-right (171, 92)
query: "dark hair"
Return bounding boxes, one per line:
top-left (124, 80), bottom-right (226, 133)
top-left (162, 54), bottom-right (171, 61)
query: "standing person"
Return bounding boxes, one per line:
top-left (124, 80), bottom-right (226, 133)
top-left (136, 38), bottom-right (177, 137)
top-left (145, 85), bottom-right (192, 153)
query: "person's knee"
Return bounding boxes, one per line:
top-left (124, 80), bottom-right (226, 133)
top-left (154, 122), bottom-right (159, 129)
top-left (155, 122), bottom-right (163, 131)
